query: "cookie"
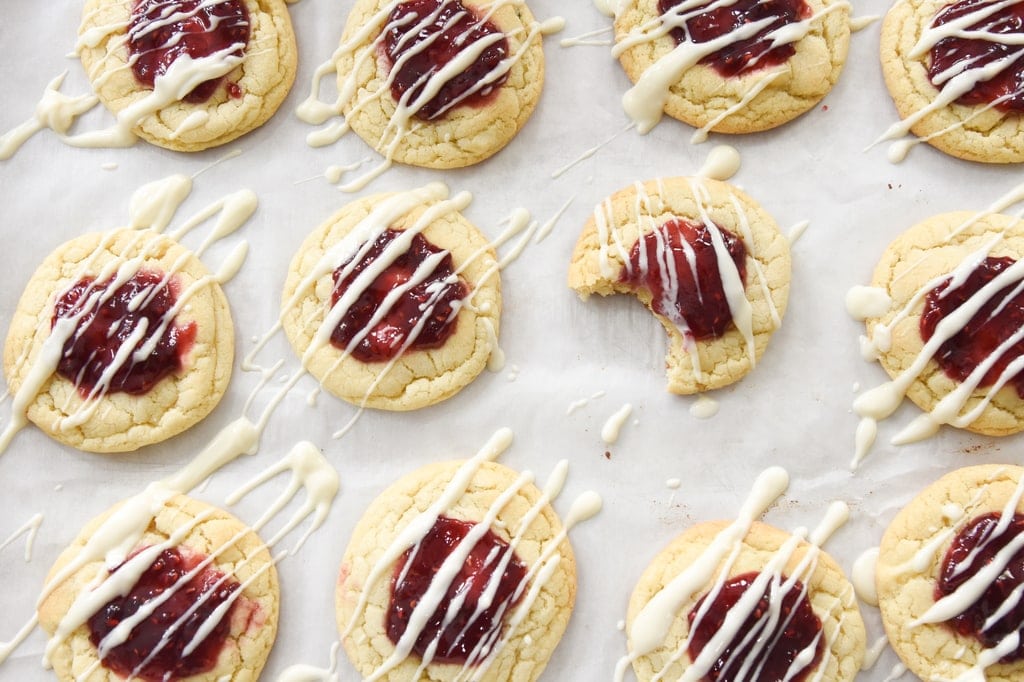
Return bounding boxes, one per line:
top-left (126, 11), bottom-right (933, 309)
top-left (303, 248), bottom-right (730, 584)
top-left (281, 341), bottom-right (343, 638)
top-left (38, 493), bottom-right (279, 682)
top-left (281, 183), bottom-right (501, 411)
top-left (3, 228), bottom-right (234, 453)
top-left (335, 456), bottom-right (577, 681)
top-left (612, 0), bottom-right (851, 136)
top-left (625, 520), bottom-right (865, 681)
top-left (568, 176), bottom-right (791, 394)
top-left (879, 0), bottom-right (1024, 163)
top-left (876, 464), bottom-right (1024, 682)
top-left (860, 211), bottom-right (1024, 437)
top-left (328, 0), bottom-right (545, 169)
top-left (78, 0), bottom-right (297, 152)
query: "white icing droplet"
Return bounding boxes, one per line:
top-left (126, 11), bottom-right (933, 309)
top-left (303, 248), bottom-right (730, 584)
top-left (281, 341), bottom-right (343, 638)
top-left (697, 145), bottom-right (741, 181)
top-left (787, 220), bottom-right (810, 245)
top-left (852, 547), bottom-right (879, 606)
top-left (862, 636), bottom-right (889, 671)
top-left (689, 395), bottom-right (719, 419)
top-left (601, 404), bottom-right (633, 444)
top-left (845, 286), bottom-right (892, 321)
top-left (666, 478), bottom-right (682, 490)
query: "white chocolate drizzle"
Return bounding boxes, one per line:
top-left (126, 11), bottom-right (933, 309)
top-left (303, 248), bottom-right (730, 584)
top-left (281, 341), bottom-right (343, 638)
top-left (613, 0), bottom-right (850, 135)
top-left (0, 175), bottom-right (254, 455)
top-left (689, 394), bottom-right (719, 419)
top-left (566, 390), bottom-right (606, 415)
top-left (614, 467), bottom-right (854, 682)
top-left (871, 0), bottom-right (1024, 162)
top-left (0, 513), bottom-right (44, 562)
top-left (297, 1), bottom-right (559, 191)
top-left (533, 196), bottom-right (575, 244)
top-left (862, 635), bottom-right (890, 670)
top-left (551, 123), bottom-right (634, 179)
top-left (602, 403), bottom-right (634, 443)
top-left (850, 185), bottom-right (1024, 467)
top-left (852, 547), bottom-right (879, 606)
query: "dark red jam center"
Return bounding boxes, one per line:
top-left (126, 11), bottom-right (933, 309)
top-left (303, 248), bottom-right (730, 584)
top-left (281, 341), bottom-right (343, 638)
top-left (387, 515), bottom-right (527, 664)
top-left (928, 0), bottom-right (1024, 112)
top-left (687, 572), bottom-right (824, 682)
top-left (128, 0), bottom-right (250, 104)
top-left (920, 255), bottom-right (1024, 398)
top-left (658, 0), bottom-right (810, 77)
top-left (620, 219), bottom-right (747, 340)
top-left (329, 228), bottom-right (467, 363)
top-left (87, 547), bottom-right (240, 682)
top-left (937, 512), bottom-right (1024, 660)
top-left (52, 269), bottom-right (196, 397)
top-left (383, 0), bottom-right (509, 120)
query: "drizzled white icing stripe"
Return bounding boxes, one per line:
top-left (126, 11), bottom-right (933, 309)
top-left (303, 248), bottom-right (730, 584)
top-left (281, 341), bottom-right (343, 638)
top-left (296, 0), bottom-right (561, 191)
top-left (613, 0), bottom-right (850, 134)
top-left (0, 175), bottom-right (254, 455)
top-left (0, 513), bottom-right (44, 562)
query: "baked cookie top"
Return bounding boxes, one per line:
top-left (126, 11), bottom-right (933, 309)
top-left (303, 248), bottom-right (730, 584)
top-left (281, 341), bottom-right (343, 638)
top-left (612, 0), bottom-right (851, 136)
top-left (879, 0), bottom-right (1024, 163)
top-left (623, 519), bottom-right (865, 681)
top-left (877, 464), bottom-right (1024, 682)
top-left (2, 228), bottom-right (234, 453)
top-left (568, 175), bottom-right (791, 394)
top-left (78, 0), bottom-right (297, 151)
top-left (335, 456), bottom-right (577, 682)
top-left (38, 493), bottom-right (278, 682)
top-left (859, 211), bottom-right (1024, 438)
top-left (281, 183), bottom-right (500, 412)
top-left (326, 0), bottom-right (546, 170)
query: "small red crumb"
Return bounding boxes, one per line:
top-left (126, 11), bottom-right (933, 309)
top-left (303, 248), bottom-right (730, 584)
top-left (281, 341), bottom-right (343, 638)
top-left (604, 451), bottom-right (612, 460)
top-left (821, 104), bottom-right (829, 111)
top-left (228, 82), bottom-right (242, 98)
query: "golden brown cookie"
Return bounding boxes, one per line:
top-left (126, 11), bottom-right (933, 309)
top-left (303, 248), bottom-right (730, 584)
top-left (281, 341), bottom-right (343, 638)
top-left (78, 0), bottom-right (297, 152)
top-left (862, 211), bottom-right (1024, 437)
top-left (335, 457), bottom-right (576, 682)
top-left (877, 464), bottom-right (1024, 682)
top-left (38, 494), bottom-right (279, 682)
top-left (879, 0), bottom-right (1024, 163)
top-left (3, 228), bottom-right (234, 453)
top-left (568, 176), bottom-right (790, 394)
top-left (625, 520), bottom-right (865, 681)
top-left (331, 0), bottom-right (545, 169)
top-left (281, 184), bottom-right (500, 411)
top-left (613, 0), bottom-right (850, 136)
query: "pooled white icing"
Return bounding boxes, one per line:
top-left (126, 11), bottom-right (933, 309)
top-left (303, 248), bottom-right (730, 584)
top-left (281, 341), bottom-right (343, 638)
top-left (846, 285), bottom-right (893, 321)
top-left (852, 547), bottom-right (879, 606)
top-left (0, 73), bottom-right (98, 161)
top-left (689, 394), bottom-right (719, 419)
top-left (697, 145), bottom-right (741, 181)
top-left (602, 403), bottom-right (634, 444)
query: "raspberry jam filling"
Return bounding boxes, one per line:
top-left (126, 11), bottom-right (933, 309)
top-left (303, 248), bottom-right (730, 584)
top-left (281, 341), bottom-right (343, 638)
top-left (928, 0), bottom-right (1024, 112)
top-left (937, 512), bottom-right (1024, 661)
top-left (128, 0), bottom-right (250, 104)
top-left (687, 572), bottom-right (824, 682)
top-left (387, 515), bottom-right (527, 664)
top-left (52, 269), bottom-right (196, 397)
top-left (329, 228), bottom-right (467, 363)
top-left (658, 0), bottom-right (810, 77)
top-left (620, 219), bottom-right (747, 340)
top-left (920, 256), bottom-right (1024, 398)
top-left (383, 0), bottom-right (510, 120)
top-left (87, 547), bottom-right (240, 681)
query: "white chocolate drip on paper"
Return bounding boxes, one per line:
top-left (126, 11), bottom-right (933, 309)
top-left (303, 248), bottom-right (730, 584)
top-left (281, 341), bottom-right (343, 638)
top-left (613, 0), bottom-right (850, 134)
top-left (0, 175), bottom-right (255, 455)
top-left (871, 0), bottom-right (1024, 162)
top-left (601, 403), bottom-right (634, 443)
top-left (850, 188), bottom-right (1024, 467)
top-left (336, 431), bottom-right (600, 681)
top-left (297, 0), bottom-right (558, 191)
top-left (689, 394), bottom-right (719, 419)
top-left (566, 390), bottom-right (606, 415)
top-left (0, 513), bottom-right (44, 562)
top-left (551, 123), bottom-right (634, 179)
top-left (533, 196), bottom-right (575, 244)
top-left (697, 144), bottom-right (741, 181)
top-left (852, 547), bottom-right (879, 606)
top-left (0, 73), bottom-right (98, 160)
top-left (277, 642), bottom-right (342, 682)
top-left (614, 468), bottom-right (854, 682)
top-left (560, 25), bottom-right (614, 48)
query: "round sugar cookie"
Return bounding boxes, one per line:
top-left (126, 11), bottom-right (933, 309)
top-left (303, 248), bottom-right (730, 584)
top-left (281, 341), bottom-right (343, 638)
top-left (281, 185), bottom-right (500, 411)
top-left (567, 176), bottom-right (791, 394)
top-left (335, 459), bottom-right (576, 682)
top-left (880, 0), bottom-right (1024, 163)
top-left (865, 211), bottom-right (1024, 436)
top-left (613, 0), bottom-right (851, 135)
top-left (626, 520), bottom-right (865, 681)
top-left (3, 228), bottom-right (234, 453)
top-left (38, 494), bottom-right (279, 682)
top-left (876, 465), bottom-right (1024, 682)
top-left (334, 0), bottom-right (545, 169)
top-left (78, 0), bottom-right (297, 152)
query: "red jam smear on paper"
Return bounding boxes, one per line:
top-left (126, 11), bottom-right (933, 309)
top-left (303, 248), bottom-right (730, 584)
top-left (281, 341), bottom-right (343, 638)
top-left (920, 256), bottom-right (1024, 398)
top-left (928, 0), bottom-right (1024, 112)
top-left (52, 269), bottom-right (196, 396)
top-left (87, 547), bottom-right (240, 681)
top-left (128, 0), bottom-right (250, 103)
top-left (383, 0), bottom-right (509, 120)
top-left (329, 228), bottom-right (467, 363)
top-left (620, 218), bottom-right (747, 340)
top-left (658, 0), bottom-right (810, 77)
top-left (387, 515), bottom-right (528, 664)
top-left (937, 512), bottom-right (1024, 661)
top-left (687, 571), bottom-right (824, 682)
